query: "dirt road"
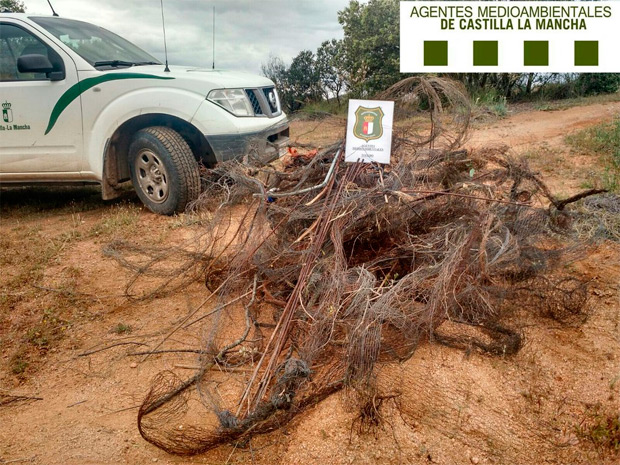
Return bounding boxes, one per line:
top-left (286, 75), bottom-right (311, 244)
top-left (468, 100), bottom-right (620, 149)
top-left (1, 99), bottom-right (619, 465)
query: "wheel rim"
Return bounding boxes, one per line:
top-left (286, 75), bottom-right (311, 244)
top-left (135, 149), bottom-right (169, 204)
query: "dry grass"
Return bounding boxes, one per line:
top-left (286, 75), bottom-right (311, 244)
top-left (568, 194), bottom-right (620, 242)
top-left (578, 405), bottom-right (620, 455)
top-left (0, 191), bottom-right (154, 379)
top-left (565, 117), bottom-right (620, 193)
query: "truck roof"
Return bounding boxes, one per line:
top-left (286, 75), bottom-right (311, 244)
top-left (0, 13), bottom-right (58, 19)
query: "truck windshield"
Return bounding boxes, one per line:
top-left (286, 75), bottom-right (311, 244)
top-left (31, 17), bottom-right (160, 69)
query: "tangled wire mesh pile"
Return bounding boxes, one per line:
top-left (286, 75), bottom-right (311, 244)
top-left (570, 193), bottom-right (620, 242)
top-left (108, 78), bottom-right (602, 455)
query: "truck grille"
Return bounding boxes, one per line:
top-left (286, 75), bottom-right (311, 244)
top-left (245, 87), bottom-right (281, 117)
top-left (246, 90), bottom-right (264, 115)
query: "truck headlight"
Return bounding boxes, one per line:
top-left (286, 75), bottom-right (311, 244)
top-left (207, 89), bottom-right (254, 116)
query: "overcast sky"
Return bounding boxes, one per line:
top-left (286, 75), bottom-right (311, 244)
top-left (23, 0), bottom-right (352, 73)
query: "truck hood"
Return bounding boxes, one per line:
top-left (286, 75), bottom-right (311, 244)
top-left (99, 65), bottom-right (275, 95)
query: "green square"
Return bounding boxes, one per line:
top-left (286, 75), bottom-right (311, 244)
top-left (575, 41), bottom-right (598, 66)
top-left (524, 41), bottom-right (548, 66)
top-left (424, 41), bottom-right (448, 66)
top-left (473, 41), bottom-right (498, 66)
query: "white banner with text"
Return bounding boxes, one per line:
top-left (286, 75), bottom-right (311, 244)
top-left (400, 1), bottom-right (620, 72)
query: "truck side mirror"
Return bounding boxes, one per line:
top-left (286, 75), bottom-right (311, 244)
top-left (17, 54), bottom-right (65, 81)
top-left (18, 54), bottom-right (54, 73)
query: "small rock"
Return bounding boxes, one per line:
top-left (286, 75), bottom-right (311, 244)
top-left (471, 457), bottom-right (480, 464)
top-left (129, 362), bottom-right (138, 369)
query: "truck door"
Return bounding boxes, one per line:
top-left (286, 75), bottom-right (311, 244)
top-left (0, 20), bottom-right (83, 177)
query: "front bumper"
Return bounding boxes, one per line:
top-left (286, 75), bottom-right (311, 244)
top-left (208, 120), bottom-right (290, 164)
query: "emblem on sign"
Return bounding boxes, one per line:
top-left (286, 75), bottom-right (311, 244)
top-left (353, 106), bottom-right (384, 142)
top-left (2, 101), bottom-right (13, 123)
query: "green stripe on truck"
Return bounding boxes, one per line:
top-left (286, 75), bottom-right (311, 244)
top-left (45, 73), bottom-right (175, 135)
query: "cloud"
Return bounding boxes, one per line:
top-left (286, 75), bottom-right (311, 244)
top-left (24, 0), bottom-right (350, 73)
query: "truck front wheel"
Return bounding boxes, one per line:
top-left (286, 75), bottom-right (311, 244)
top-left (128, 126), bottom-right (201, 215)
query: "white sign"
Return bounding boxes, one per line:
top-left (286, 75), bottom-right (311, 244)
top-left (345, 99), bottom-right (394, 165)
top-left (400, 1), bottom-right (620, 72)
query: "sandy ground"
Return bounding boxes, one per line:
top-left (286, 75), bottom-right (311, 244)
top-left (468, 100), bottom-right (620, 149)
top-left (1, 100), bottom-right (619, 465)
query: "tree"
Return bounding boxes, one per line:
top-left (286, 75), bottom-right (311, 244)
top-left (338, 0), bottom-right (400, 97)
top-left (261, 55), bottom-right (295, 112)
top-left (261, 51), bottom-right (322, 113)
top-left (0, 0), bottom-right (25, 12)
top-left (287, 50), bottom-right (321, 109)
top-left (261, 55), bottom-right (288, 95)
top-left (316, 39), bottom-right (347, 106)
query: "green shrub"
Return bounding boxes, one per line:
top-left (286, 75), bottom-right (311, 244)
top-left (113, 323), bottom-right (132, 334)
top-left (472, 88), bottom-right (508, 117)
top-left (577, 73), bottom-right (620, 96)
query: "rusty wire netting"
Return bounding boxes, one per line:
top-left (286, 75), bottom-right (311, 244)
top-left (104, 77), bottom-right (601, 456)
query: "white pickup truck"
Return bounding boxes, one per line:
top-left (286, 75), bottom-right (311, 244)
top-left (0, 13), bottom-right (289, 214)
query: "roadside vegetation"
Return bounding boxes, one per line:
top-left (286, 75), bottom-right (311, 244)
top-left (566, 117), bottom-right (620, 193)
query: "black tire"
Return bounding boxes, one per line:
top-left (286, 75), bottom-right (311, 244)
top-left (128, 126), bottom-right (200, 215)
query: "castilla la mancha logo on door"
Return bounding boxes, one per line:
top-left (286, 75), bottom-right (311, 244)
top-left (353, 106), bottom-right (384, 142)
top-left (2, 101), bottom-right (13, 123)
